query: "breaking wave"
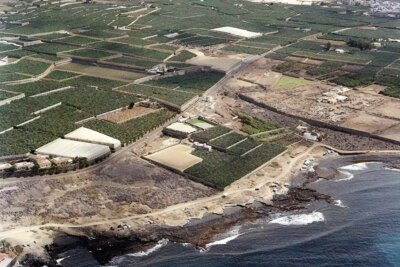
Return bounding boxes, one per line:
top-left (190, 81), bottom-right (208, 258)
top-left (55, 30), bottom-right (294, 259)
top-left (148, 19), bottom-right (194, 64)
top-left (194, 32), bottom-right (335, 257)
top-left (336, 163), bottom-right (369, 181)
top-left (269, 212), bottom-right (325, 226)
top-left (126, 239), bottom-right (169, 257)
top-left (200, 226), bottom-right (242, 252)
top-left (334, 199), bottom-right (347, 208)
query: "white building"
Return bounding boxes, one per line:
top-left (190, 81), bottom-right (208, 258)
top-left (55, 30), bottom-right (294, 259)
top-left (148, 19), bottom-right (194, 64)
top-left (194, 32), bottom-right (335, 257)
top-left (14, 161), bottom-right (35, 171)
top-left (64, 127), bottom-right (121, 150)
top-left (0, 163), bottom-right (12, 172)
top-left (36, 138), bottom-right (111, 163)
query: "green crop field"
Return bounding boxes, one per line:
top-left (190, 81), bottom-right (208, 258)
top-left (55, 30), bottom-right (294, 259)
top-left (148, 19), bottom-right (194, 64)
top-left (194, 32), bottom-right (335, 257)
top-left (168, 50), bottom-right (197, 62)
top-left (63, 48), bottom-right (116, 59)
top-left (209, 132), bottom-right (246, 149)
top-left (274, 75), bottom-right (314, 89)
top-left (185, 143), bottom-right (285, 188)
top-left (118, 84), bottom-right (196, 106)
top-left (46, 71), bottom-right (80, 81)
top-left (106, 56), bottom-right (160, 68)
top-left (192, 126), bottom-right (232, 141)
top-left (144, 71), bottom-right (225, 94)
top-left (83, 109), bottom-right (175, 144)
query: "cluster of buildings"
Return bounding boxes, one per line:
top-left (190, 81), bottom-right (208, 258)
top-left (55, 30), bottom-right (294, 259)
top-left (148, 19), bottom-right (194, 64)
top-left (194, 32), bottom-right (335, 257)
top-left (0, 155), bottom-right (72, 173)
top-left (318, 86), bottom-right (350, 104)
top-left (0, 127), bottom-right (122, 176)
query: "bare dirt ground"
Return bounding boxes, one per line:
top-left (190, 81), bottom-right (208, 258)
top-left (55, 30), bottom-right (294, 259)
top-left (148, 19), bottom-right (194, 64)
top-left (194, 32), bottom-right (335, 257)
top-left (236, 58), bottom-right (400, 144)
top-left (0, 155), bottom-right (216, 232)
top-left (145, 144), bottom-right (203, 172)
top-left (99, 106), bottom-right (157, 123)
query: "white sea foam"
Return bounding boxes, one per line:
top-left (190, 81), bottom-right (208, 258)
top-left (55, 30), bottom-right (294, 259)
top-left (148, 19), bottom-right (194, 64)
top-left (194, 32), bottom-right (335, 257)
top-left (334, 199), bottom-right (347, 208)
top-left (126, 239), bottom-right (169, 257)
top-left (269, 212), bottom-right (325, 226)
top-left (335, 162), bottom-right (369, 182)
top-left (200, 226), bottom-right (242, 252)
top-left (340, 162), bottom-right (368, 171)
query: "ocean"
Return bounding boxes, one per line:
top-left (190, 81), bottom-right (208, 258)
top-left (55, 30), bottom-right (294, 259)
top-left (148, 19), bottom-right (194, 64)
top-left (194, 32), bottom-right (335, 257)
top-left (107, 162), bottom-right (400, 267)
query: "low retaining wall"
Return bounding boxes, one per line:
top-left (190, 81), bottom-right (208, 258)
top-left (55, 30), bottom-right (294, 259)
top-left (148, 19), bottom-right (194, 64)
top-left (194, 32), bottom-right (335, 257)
top-left (31, 102), bottom-right (62, 115)
top-left (0, 92), bottom-right (25, 106)
top-left (239, 93), bottom-right (400, 146)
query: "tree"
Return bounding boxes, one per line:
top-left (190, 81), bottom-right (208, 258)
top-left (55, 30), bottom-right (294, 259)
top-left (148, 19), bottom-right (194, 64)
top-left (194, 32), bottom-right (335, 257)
top-left (325, 42), bottom-right (331, 51)
top-left (128, 102), bottom-right (134, 109)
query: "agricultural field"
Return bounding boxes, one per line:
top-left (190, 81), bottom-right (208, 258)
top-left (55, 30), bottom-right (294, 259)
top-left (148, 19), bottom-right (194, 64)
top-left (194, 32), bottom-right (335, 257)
top-left (0, 59), bottom-right (50, 77)
top-left (168, 50), bottom-right (197, 62)
top-left (25, 43), bottom-right (78, 54)
top-left (0, 90), bottom-right (17, 100)
top-left (191, 126), bottom-right (232, 141)
top-left (99, 106), bottom-right (158, 124)
top-left (239, 114), bottom-right (281, 135)
top-left (223, 44), bottom-right (270, 55)
top-left (306, 61), bottom-right (344, 77)
top-left (145, 144), bottom-right (202, 172)
top-left (3, 80), bottom-right (67, 96)
top-left (210, 132), bottom-right (246, 149)
top-left (118, 83), bottom-right (197, 106)
top-left (274, 75), bottom-right (314, 89)
top-left (105, 56), bottom-right (160, 68)
top-left (91, 42), bottom-right (171, 60)
top-left (57, 35), bottom-right (99, 45)
top-left (62, 48), bottom-right (116, 59)
top-left (144, 71), bottom-right (224, 94)
top-left (46, 71), bottom-right (80, 81)
top-left (83, 109), bottom-right (175, 144)
top-left (185, 143), bottom-right (285, 188)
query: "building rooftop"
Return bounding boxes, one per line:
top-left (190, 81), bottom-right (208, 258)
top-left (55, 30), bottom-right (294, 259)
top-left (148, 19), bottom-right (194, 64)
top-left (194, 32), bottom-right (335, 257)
top-left (64, 127), bottom-right (121, 149)
top-left (36, 138), bottom-right (111, 162)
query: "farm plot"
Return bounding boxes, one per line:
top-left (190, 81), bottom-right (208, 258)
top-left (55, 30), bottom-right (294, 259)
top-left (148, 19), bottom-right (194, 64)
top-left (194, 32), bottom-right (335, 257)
top-left (210, 132), bottom-right (246, 149)
top-left (292, 51), bottom-right (371, 65)
top-left (114, 36), bottom-right (156, 46)
top-left (40, 87), bottom-right (140, 115)
top-left (62, 48), bottom-right (116, 59)
top-left (227, 138), bottom-right (260, 155)
top-left (83, 109), bottom-right (175, 144)
top-left (105, 56), bottom-right (160, 68)
top-left (144, 71), bottom-right (225, 94)
top-left (178, 36), bottom-right (232, 47)
top-left (185, 143), bottom-right (285, 188)
top-left (46, 70), bottom-right (80, 81)
top-left (0, 49), bottom-right (35, 58)
top-left (168, 50), bottom-right (197, 62)
top-left (145, 144), bottom-right (203, 172)
top-left (119, 83), bottom-right (197, 107)
top-left (0, 59), bottom-right (51, 76)
top-left (306, 61), bottom-right (344, 77)
top-left (0, 96), bottom-right (62, 131)
top-left (91, 42), bottom-right (171, 60)
top-left (274, 75), bottom-right (313, 89)
top-left (61, 75), bottom-right (127, 90)
top-left (99, 106), bottom-right (157, 123)
top-left (223, 44), bottom-right (270, 55)
top-left (57, 35), bottom-right (99, 45)
top-left (25, 43), bottom-right (78, 54)
top-left (3, 80), bottom-right (66, 96)
top-left (191, 126), bottom-right (231, 142)
top-left (0, 90), bottom-right (18, 100)
top-left (239, 113), bottom-right (281, 135)
top-left (187, 118), bottom-right (214, 129)
top-left (77, 30), bottom-right (126, 39)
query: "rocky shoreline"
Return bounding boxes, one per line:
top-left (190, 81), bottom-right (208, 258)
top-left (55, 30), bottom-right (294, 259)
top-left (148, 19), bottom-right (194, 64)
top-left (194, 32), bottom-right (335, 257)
top-left (20, 153), bottom-right (400, 267)
top-left (21, 187), bottom-right (333, 267)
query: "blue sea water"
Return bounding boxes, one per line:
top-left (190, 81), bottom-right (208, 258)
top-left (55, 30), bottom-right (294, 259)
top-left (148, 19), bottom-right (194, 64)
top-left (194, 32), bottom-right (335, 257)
top-left (108, 163), bottom-right (400, 267)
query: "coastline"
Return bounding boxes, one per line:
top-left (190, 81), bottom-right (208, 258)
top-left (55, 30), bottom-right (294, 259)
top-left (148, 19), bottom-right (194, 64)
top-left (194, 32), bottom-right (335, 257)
top-left (9, 146), bottom-right (400, 266)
